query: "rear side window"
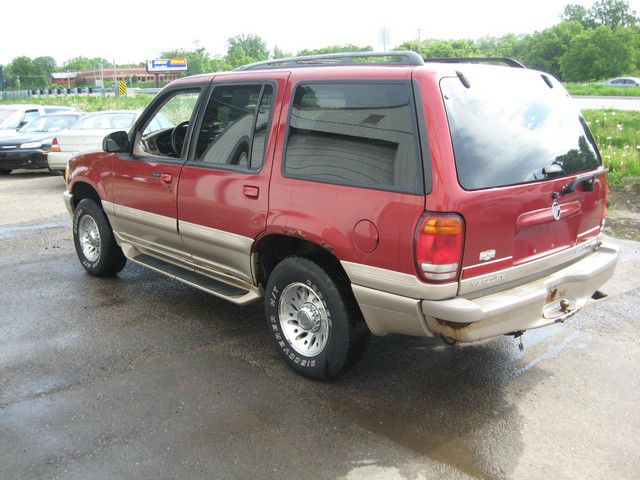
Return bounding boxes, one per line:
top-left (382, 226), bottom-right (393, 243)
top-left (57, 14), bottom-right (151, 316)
top-left (441, 71), bottom-right (601, 190)
top-left (194, 83), bottom-right (274, 170)
top-left (284, 82), bottom-right (421, 193)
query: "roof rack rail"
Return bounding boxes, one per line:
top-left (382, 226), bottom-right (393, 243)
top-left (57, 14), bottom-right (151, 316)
top-left (235, 51), bottom-right (425, 71)
top-left (424, 57), bottom-right (526, 68)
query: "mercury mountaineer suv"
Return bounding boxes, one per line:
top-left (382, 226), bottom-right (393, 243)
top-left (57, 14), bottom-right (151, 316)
top-left (62, 52), bottom-right (618, 379)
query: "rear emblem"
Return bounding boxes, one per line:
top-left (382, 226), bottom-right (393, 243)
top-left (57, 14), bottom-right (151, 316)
top-left (551, 202), bottom-right (561, 221)
top-left (479, 249), bottom-right (496, 261)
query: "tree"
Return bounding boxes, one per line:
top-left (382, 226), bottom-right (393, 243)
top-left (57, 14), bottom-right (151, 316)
top-left (588, 0), bottom-right (639, 27)
top-left (560, 25), bottom-right (635, 80)
top-left (159, 47), bottom-right (222, 75)
top-left (62, 56), bottom-right (110, 71)
top-left (297, 44), bottom-right (372, 56)
top-left (518, 20), bottom-right (584, 79)
top-left (3, 56), bottom-right (52, 89)
top-left (225, 34), bottom-right (269, 68)
top-left (561, 4), bottom-right (593, 27)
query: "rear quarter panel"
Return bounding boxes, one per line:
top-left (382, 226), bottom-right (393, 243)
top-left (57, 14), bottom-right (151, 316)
top-left (267, 67), bottom-right (426, 275)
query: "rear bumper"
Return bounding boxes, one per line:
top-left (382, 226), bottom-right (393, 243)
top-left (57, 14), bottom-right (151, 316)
top-left (47, 151), bottom-right (75, 171)
top-left (350, 242), bottom-right (619, 342)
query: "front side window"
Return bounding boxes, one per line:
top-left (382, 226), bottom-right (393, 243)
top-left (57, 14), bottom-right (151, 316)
top-left (194, 83), bottom-right (274, 170)
top-left (284, 82), bottom-right (420, 193)
top-left (134, 89), bottom-right (200, 158)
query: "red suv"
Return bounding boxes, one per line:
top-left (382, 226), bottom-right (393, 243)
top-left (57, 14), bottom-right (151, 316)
top-left (63, 52), bottom-right (618, 379)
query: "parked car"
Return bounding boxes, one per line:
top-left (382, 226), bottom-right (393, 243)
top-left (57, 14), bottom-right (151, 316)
top-left (0, 113), bottom-right (82, 175)
top-left (47, 111), bottom-right (146, 173)
top-left (0, 104), bottom-right (75, 138)
top-left (62, 52), bottom-right (618, 379)
top-left (603, 77), bottom-right (640, 87)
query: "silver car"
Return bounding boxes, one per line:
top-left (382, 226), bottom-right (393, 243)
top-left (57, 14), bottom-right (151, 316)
top-left (603, 77), bottom-right (640, 87)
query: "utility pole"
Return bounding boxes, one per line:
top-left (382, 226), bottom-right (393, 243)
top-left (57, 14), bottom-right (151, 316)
top-left (100, 62), bottom-right (105, 97)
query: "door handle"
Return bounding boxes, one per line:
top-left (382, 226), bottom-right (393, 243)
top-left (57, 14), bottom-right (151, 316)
top-left (160, 173), bottom-right (173, 183)
top-left (242, 185), bottom-right (259, 198)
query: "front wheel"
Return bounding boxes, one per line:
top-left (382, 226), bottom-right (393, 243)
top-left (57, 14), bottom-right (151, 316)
top-left (265, 256), bottom-right (369, 379)
top-left (73, 198), bottom-right (127, 277)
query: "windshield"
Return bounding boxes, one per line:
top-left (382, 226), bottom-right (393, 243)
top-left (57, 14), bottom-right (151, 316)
top-left (441, 69), bottom-right (601, 190)
top-left (19, 115), bottom-right (79, 133)
top-left (0, 109), bottom-right (21, 129)
top-left (69, 113), bottom-right (136, 130)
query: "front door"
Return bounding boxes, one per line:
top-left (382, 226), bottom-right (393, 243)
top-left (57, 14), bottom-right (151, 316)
top-left (177, 73), bottom-right (288, 284)
top-left (109, 87), bottom-right (204, 263)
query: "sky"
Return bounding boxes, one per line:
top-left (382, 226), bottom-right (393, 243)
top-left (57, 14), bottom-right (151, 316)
top-left (1, 0), bottom-right (639, 66)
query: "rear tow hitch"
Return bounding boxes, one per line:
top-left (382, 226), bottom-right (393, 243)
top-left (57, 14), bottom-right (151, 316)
top-left (591, 290), bottom-right (607, 300)
top-left (512, 331), bottom-right (525, 352)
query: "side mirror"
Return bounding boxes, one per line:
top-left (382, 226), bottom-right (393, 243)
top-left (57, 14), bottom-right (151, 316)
top-left (18, 121), bottom-right (28, 129)
top-left (103, 131), bottom-right (129, 153)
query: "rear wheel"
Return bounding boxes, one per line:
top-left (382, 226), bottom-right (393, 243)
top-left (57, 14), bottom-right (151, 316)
top-left (265, 256), bottom-right (369, 379)
top-left (0, 169), bottom-right (12, 175)
top-left (73, 198), bottom-right (127, 277)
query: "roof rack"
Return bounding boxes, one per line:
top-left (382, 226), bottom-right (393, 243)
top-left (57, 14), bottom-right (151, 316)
top-left (424, 57), bottom-right (526, 68)
top-left (235, 51), bottom-right (425, 71)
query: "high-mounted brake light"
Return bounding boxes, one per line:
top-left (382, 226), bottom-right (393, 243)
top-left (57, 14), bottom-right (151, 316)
top-left (415, 213), bottom-right (464, 283)
top-left (50, 138), bottom-right (61, 153)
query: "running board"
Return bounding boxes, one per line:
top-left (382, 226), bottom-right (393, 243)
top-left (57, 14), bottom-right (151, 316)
top-left (130, 253), bottom-right (261, 305)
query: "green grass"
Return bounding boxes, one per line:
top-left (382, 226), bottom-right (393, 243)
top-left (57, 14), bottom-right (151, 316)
top-left (582, 109), bottom-right (640, 185)
top-left (0, 95), bottom-right (154, 112)
top-left (565, 82), bottom-right (640, 97)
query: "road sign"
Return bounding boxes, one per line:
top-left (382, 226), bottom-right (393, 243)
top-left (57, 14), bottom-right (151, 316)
top-left (95, 79), bottom-right (104, 88)
top-left (118, 81), bottom-right (127, 96)
top-left (146, 58), bottom-right (188, 73)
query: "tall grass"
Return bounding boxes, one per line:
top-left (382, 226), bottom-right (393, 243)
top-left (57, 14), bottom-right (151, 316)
top-left (0, 95), bottom-right (154, 112)
top-left (565, 82), bottom-right (640, 97)
top-left (582, 109), bottom-right (640, 185)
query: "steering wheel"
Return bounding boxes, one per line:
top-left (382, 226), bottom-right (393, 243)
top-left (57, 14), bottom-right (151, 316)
top-left (171, 121), bottom-right (190, 156)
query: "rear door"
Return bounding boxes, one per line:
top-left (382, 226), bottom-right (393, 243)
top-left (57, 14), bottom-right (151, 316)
top-left (176, 72), bottom-right (289, 285)
top-left (434, 68), bottom-right (606, 293)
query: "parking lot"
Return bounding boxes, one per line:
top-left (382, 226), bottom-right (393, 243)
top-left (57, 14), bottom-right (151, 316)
top-left (1, 170), bottom-right (639, 480)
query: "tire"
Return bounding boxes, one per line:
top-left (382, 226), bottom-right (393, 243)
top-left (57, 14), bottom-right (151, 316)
top-left (265, 256), bottom-right (370, 379)
top-left (73, 198), bottom-right (127, 277)
top-left (0, 169), bottom-right (12, 175)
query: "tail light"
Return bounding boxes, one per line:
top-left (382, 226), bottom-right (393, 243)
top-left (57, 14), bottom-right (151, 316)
top-left (50, 138), bottom-right (61, 152)
top-left (415, 213), bottom-right (465, 283)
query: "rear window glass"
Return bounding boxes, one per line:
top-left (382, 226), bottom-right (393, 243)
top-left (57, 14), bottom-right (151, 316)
top-left (441, 70), bottom-right (601, 190)
top-left (284, 82), bottom-right (420, 193)
top-left (70, 113), bottom-right (136, 130)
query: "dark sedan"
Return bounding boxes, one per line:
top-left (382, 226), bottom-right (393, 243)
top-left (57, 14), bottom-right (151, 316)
top-left (0, 113), bottom-right (81, 175)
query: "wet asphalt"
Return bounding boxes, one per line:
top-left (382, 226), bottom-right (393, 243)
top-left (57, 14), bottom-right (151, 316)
top-left (1, 171), bottom-right (639, 480)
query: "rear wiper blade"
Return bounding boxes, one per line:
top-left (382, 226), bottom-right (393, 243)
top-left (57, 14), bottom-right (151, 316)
top-left (561, 166), bottom-right (609, 196)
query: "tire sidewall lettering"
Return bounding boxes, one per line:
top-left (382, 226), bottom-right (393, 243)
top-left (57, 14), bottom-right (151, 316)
top-left (268, 276), bottom-right (329, 369)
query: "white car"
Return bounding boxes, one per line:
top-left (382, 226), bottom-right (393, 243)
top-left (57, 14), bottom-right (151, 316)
top-left (0, 104), bottom-right (75, 138)
top-left (47, 111), bottom-right (141, 173)
top-left (48, 110), bottom-right (176, 173)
